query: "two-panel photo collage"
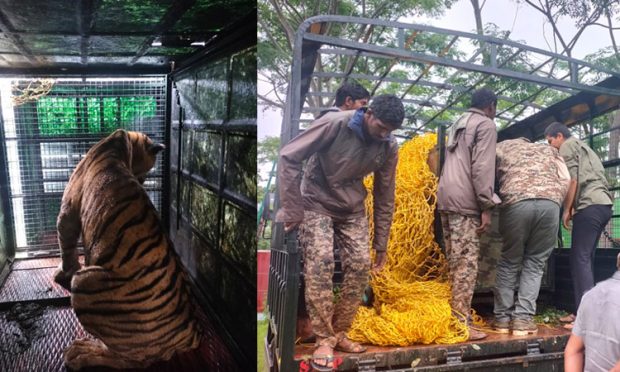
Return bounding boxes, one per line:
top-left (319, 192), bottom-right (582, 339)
top-left (0, 1), bottom-right (619, 371)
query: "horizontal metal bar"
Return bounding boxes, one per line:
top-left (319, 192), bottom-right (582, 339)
top-left (311, 70), bottom-right (456, 88)
top-left (302, 102), bottom-right (518, 123)
top-left (299, 15), bottom-right (620, 78)
top-left (177, 170), bottom-right (254, 211)
top-left (311, 69), bottom-right (546, 111)
top-left (303, 33), bottom-right (620, 96)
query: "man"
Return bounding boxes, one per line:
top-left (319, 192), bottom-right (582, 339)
top-left (564, 253), bottom-right (620, 372)
top-left (544, 122), bottom-right (613, 329)
top-left (297, 80), bottom-right (371, 343)
top-left (316, 81), bottom-right (370, 119)
top-left (492, 138), bottom-right (570, 336)
top-left (437, 88), bottom-right (499, 341)
top-left (276, 94), bottom-right (404, 370)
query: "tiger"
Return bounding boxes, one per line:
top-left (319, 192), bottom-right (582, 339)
top-left (53, 129), bottom-right (201, 370)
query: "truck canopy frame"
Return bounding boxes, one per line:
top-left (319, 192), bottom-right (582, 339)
top-left (268, 15), bottom-right (620, 372)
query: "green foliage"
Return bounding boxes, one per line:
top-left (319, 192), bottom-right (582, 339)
top-left (37, 96), bottom-right (156, 136)
top-left (258, 0), bottom-right (457, 110)
top-left (534, 306), bottom-right (571, 326)
top-left (257, 318), bottom-right (268, 371)
top-left (258, 135), bottom-right (281, 164)
top-left (541, 0), bottom-right (620, 28)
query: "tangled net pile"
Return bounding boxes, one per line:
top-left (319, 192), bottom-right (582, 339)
top-left (348, 133), bottom-right (469, 346)
top-left (11, 79), bottom-right (55, 106)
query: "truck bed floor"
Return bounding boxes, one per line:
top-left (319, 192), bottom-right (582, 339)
top-left (294, 315), bottom-right (571, 370)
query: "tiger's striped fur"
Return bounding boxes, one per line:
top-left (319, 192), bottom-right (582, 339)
top-left (53, 129), bottom-right (201, 370)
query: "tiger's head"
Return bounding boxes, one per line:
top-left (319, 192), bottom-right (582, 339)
top-left (106, 129), bottom-right (165, 184)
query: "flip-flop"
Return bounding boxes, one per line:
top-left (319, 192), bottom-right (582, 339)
top-left (563, 322), bottom-right (574, 330)
top-left (559, 314), bottom-right (575, 323)
top-left (311, 343), bottom-right (335, 371)
top-left (335, 337), bottom-right (367, 353)
top-left (310, 355), bottom-right (335, 371)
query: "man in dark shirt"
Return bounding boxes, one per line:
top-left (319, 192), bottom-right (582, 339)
top-left (316, 81), bottom-right (370, 119)
top-left (276, 94), bottom-right (404, 370)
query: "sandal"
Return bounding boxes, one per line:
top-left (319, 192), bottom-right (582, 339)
top-left (335, 337), bottom-right (367, 353)
top-left (563, 322), bottom-right (574, 330)
top-left (559, 314), bottom-right (575, 323)
top-left (311, 344), bottom-right (335, 371)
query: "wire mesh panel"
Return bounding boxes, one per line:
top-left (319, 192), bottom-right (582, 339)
top-left (0, 77), bottom-right (166, 257)
top-left (169, 45), bottom-right (256, 368)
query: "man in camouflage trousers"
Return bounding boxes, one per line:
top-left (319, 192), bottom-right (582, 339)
top-left (437, 88), bottom-right (500, 341)
top-left (492, 138), bottom-right (570, 335)
top-left (276, 94), bottom-right (404, 371)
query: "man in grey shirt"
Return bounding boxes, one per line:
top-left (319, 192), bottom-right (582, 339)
top-left (564, 253), bottom-right (620, 372)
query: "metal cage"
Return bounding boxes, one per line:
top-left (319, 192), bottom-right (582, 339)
top-left (0, 76), bottom-right (166, 257)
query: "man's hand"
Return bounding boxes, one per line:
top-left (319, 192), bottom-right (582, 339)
top-left (562, 208), bottom-right (573, 230)
top-left (476, 209), bottom-right (492, 235)
top-left (372, 251), bottom-right (386, 272)
top-left (284, 222), bottom-right (300, 232)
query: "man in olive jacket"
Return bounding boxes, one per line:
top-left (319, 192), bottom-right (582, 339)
top-left (276, 94), bottom-right (404, 370)
top-left (437, 88), bottom-right (500, 341)
top-left (545, 122), bottom-right (613, 328)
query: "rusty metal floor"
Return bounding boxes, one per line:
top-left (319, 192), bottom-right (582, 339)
top-left (0, 257), bottom-right (239, 371)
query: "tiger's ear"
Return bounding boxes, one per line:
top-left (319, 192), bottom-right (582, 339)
top-left (149, 143), bottom-right (165, 155)
top-left (109, 129), bottom-right (132, 168)
top-left (110, 129), bottom-right (128, 139)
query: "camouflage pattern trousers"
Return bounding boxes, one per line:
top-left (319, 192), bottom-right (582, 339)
top-left (300, 210), bottom-right (370, 346)
top-left (440, 212), bottom-right (481, 322)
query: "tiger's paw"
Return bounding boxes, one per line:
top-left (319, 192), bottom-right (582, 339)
top-left (53, 265), bottom-right (80, 291)
top-left (64, 338), bottom-right (148, 370)
top-left (63, 338), bottom-right (107, 370)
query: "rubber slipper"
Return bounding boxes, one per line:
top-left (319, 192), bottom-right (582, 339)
top-left (335, 337), bottom-right (367, 353)
top-left (310, 355), bottom-right (335, 371)
top-left (311, 343), bottom-right (335, 371)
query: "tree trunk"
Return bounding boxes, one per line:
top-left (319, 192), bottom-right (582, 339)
top-left (471, 0), bottom-right (484, 36)
top-left (470, 0), bottom-right (491, 65)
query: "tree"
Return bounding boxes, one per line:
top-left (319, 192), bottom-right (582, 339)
top-left (258, 0), bottom-right (457, 113)
top-left (257, 135), bottom-right (280, 201)
top-left (258, 135), bottom-right (280, 166)
top-left (515, 0), bottom-right (620, 172)
top-left (516, 0), bottom-right (619, 58)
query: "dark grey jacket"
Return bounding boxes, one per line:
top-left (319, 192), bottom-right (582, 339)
top-left (275, 109), bottom-right (398, 252)
top-left (437, 108), bottom-right (499, 216)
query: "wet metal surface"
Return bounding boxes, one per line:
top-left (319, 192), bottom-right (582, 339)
top-left (0, 267), bottom-right (69, 304)
top-left (0, 258), bottom-right (240, 371)
top-left (0, 305), bottom-right (90, 372)
top-left (11, 257), bottom-right (84, 271)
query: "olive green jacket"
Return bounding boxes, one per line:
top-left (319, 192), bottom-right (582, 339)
top-left (559, 136), bottom-right (612, 210)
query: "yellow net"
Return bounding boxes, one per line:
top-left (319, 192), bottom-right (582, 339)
top-left (348, 133), bottom-right (470, 346)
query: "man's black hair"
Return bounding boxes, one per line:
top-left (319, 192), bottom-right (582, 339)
top-left (544, 121), bottom-right (572, 139)
top-left (334, 81), bottom-right (371, 107)
top-left (470, 88), bottom-right (497, 110)
top-left (369, 94), bottom-right (405, 129)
